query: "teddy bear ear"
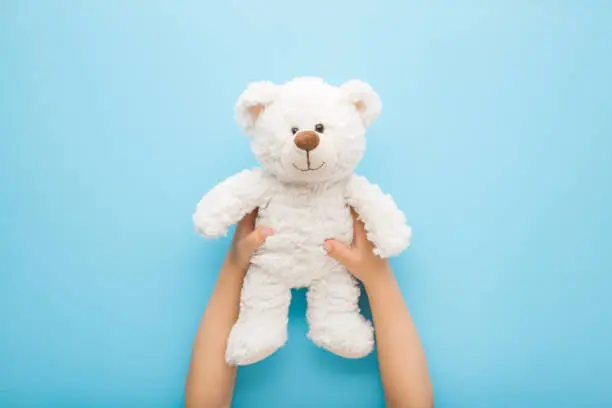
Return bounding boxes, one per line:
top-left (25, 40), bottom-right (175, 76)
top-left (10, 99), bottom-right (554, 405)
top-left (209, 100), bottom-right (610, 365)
top-left (340, 80), bottom-right (382, 127)
top-left (235, 81), bottom-right (278, 135)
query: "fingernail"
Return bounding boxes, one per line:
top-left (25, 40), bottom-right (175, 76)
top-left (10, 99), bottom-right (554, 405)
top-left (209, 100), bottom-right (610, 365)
top-left (261, 227), bottom-right (274, 237)
top-left (323, 240), bottom-right (332, 252)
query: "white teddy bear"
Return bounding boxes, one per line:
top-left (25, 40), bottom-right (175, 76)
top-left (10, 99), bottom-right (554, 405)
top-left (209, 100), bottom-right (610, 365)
top-left (193, 77), bottom-right (411, 365)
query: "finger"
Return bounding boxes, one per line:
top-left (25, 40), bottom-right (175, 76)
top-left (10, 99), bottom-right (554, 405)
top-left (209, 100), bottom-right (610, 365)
top-left (240, 226), bottom-right (273, 254)
top-left (236, 209), bottom-right (259, 235)
top-left (350, 209), bottom-right (368, 248)
top-left (324, 239), bottom-right (356, 267)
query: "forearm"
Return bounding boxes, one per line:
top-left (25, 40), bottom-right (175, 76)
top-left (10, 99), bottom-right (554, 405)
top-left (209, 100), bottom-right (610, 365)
top-left (365, 267), bottom-right (433, 408)
top-left (185, 257), bottom-right (245, 408)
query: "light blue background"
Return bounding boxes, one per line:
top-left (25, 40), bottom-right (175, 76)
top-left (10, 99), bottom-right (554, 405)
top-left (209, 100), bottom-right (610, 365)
top-left (1, 1), bottom-right (611, 407)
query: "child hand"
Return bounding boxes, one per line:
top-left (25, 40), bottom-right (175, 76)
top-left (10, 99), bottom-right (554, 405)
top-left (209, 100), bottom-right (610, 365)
top-left (226, 209), bottom-right (273, 272)
top-left (324, 209), bottom-right (391, 287)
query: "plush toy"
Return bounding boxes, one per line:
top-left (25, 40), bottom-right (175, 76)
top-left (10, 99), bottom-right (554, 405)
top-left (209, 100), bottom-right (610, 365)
top-left (193, 77), bottom-right (411, 365)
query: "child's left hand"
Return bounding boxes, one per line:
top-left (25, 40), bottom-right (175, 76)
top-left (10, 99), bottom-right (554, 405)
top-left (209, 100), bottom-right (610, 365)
top-left (226, 209), bottom-right (273, 272)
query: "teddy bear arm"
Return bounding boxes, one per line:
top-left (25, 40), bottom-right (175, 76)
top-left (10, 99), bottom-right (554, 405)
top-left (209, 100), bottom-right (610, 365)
top-left (345, 174), bottom-right (412, 258)
top-left (193, 168), bottom-right (270, 238)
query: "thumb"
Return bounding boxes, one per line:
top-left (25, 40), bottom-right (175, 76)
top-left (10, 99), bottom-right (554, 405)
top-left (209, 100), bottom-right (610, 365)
top-left (324, 239), bottom-right (355, 266)
top-left (241, 226), bottom-right (273, 253)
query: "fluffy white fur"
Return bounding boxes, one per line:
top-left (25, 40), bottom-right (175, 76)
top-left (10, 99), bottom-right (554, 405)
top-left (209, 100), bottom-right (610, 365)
top-left (194, 77), bottom-right (411, 365)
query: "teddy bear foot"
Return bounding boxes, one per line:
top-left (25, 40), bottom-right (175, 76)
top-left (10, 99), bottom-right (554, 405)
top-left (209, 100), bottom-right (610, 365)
top-left (308, 313), bottom-right (374, 359)
top-left (225, 316), bottom-right (288, 366)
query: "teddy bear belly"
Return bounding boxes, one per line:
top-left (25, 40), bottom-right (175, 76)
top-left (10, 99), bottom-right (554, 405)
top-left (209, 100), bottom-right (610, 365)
top-left (252, 201), bottom-right (353, 287)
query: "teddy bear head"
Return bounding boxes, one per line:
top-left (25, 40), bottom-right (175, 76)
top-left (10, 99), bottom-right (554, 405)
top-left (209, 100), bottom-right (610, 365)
top-left (235, 77), bottom-right (381, 183)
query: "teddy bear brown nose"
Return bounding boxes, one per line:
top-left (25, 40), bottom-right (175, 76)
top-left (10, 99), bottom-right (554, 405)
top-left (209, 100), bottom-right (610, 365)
top-left (294, 130), bottom-right (320, 151)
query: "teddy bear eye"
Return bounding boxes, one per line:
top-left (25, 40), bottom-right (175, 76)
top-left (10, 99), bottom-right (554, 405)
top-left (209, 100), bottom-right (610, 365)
top-left (291, 127), bottom-right (299, 135)
top-left (314, 123), bottom-right (325, 133)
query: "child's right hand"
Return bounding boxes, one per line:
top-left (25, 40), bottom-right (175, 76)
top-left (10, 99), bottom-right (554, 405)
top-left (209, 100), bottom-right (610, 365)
top-left (324, 209), bottom-right (393, 288)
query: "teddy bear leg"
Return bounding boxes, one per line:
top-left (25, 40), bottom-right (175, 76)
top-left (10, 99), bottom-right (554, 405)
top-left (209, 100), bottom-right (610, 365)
top-left (225, 267), bottom-right (291, 366)
top-left (306, 268), bottom-right (374, 358)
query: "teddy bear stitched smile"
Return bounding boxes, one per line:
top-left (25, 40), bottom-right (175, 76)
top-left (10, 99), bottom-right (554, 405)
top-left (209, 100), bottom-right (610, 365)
top-left (292, 129), bottom-right (326, 172)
